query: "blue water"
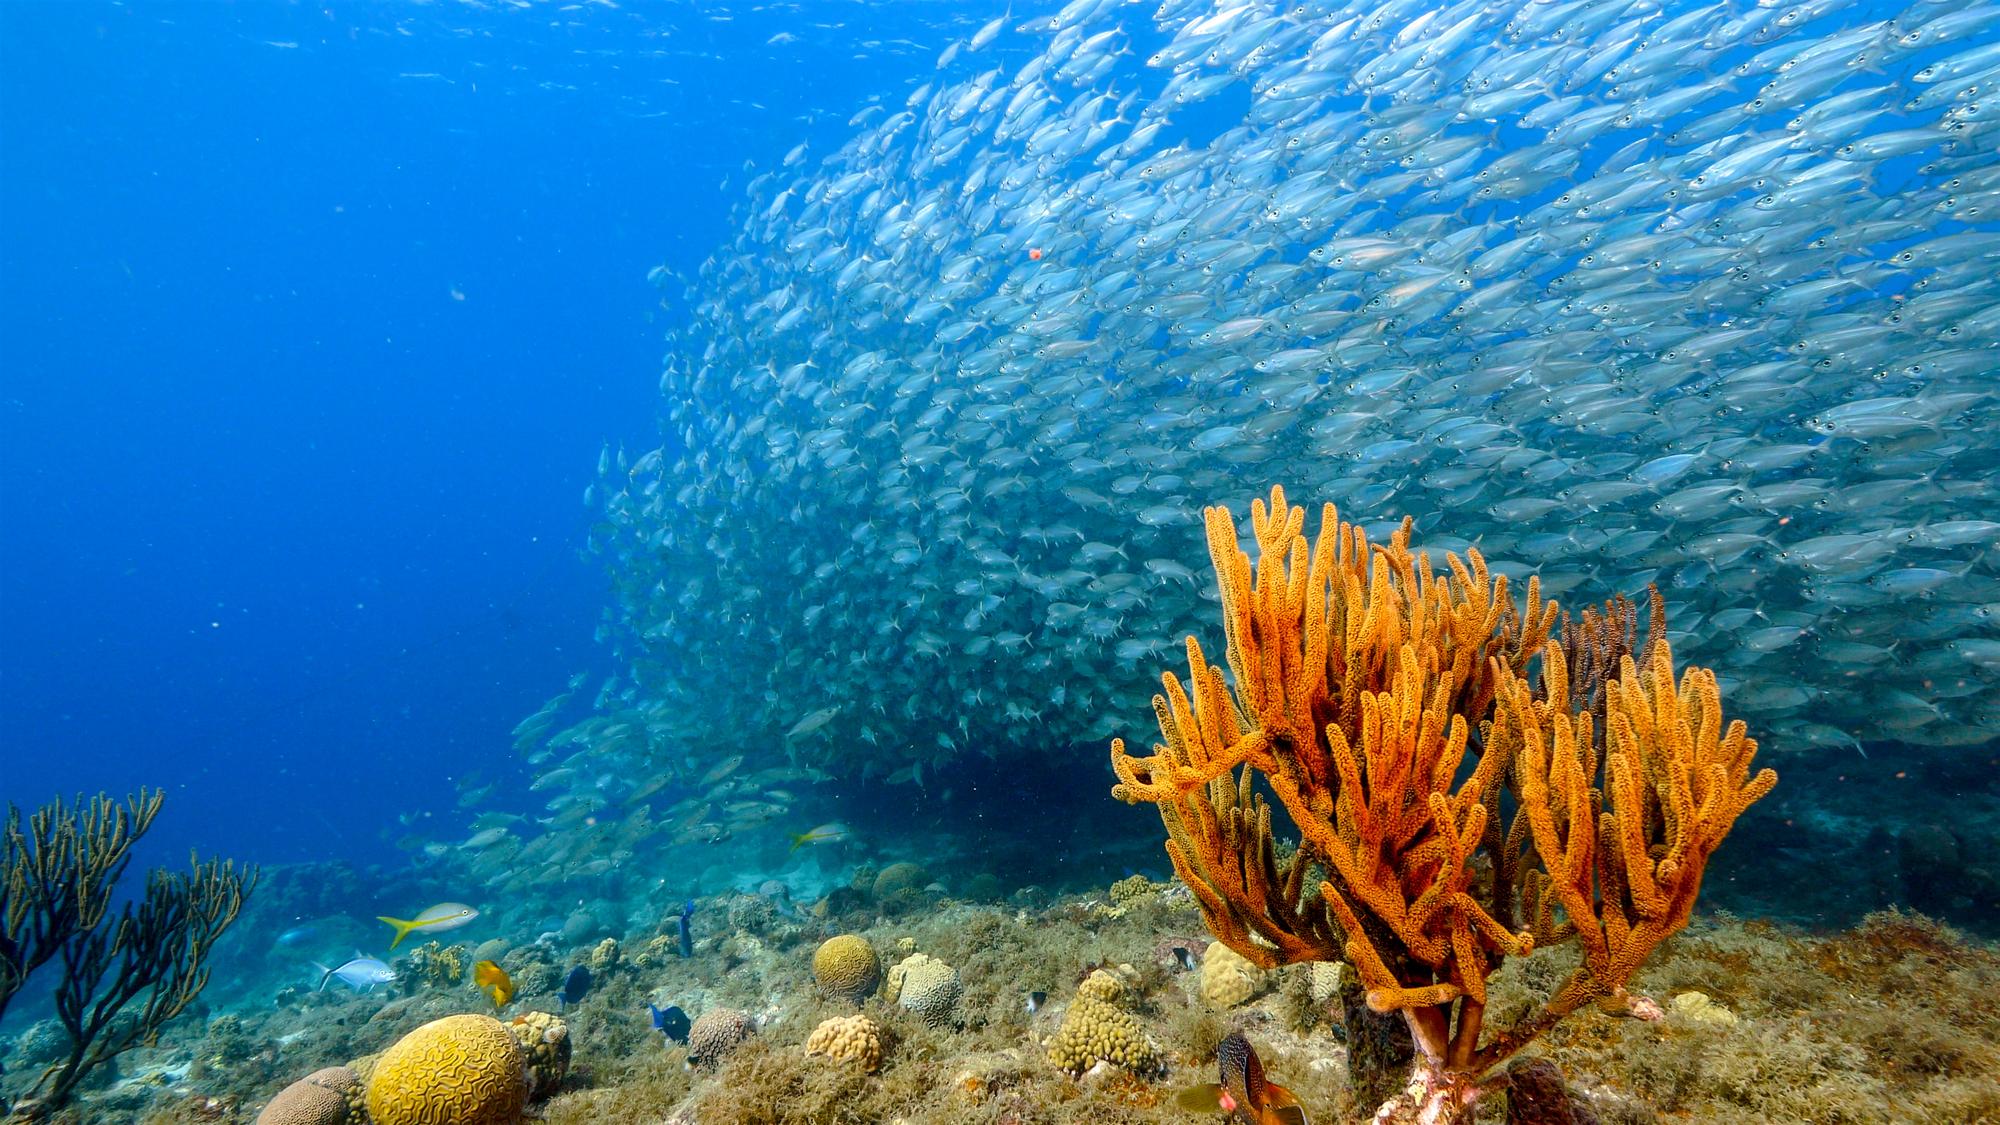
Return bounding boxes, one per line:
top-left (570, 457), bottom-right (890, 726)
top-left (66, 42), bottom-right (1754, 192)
top-left (1, 0), bottom-right (966, 869)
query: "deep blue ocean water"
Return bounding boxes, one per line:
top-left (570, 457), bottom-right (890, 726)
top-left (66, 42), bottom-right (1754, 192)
top-left (5, 0), bottom-right (1997, 960)
top-left (0, 0), bottom-right (983, 871)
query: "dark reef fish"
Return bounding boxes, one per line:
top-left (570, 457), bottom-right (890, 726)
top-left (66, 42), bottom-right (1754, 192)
top-left (650, 1003), bottom-right (691, 1044)
top-left (559, 965), bottom-right (592, 1011)
top-left (676, 899), bottom-right (695, 958)
top-left (1177, 1031), bottom-right (1308, 1125)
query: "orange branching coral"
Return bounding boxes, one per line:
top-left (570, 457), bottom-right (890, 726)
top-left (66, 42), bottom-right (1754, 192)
top-left (1111, 486), bottom-right (1776, 1118)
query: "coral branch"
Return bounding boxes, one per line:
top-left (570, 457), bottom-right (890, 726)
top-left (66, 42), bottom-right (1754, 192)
top-left (0, 793), bottom-right (256, 1122)
top-left (1111, 487), bottom-right (1777, 1121)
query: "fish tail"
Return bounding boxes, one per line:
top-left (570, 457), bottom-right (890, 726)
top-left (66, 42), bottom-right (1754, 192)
top-left (312, 962), bottom-right (334, 992)
top-left (787, 834), bottom-right (807, 852)
top-left (377, 915), bottom-right (417, 950)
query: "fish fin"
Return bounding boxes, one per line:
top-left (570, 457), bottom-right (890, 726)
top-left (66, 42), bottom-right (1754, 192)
top-left (1264, 1081), bottom-right (1303, 1110)
top-left (1174, 1084), bottom-right (1225, 1113)
top-left (1270, 1106), bottom-right (1309, 1125)
top-left (377, 915), bottom-right (417, 949)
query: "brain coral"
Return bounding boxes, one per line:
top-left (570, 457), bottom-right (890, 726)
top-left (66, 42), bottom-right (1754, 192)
top-left (505, 1011), bottom-right (571, 1100)
top-left (871, 861), bottom-right (929, 901)
top-left (1047, 996), bottom-right (1159, 1075)
top-left (804, 1014), bottom-right (886, 1073)
top-left (812, 934), bottom-right (882, 1003)
top-left (1199, 942), bottom-right (1268, 1009)
top-left (256, 1066), bottom-right (361, 1125)
top-left (885, 952), bottom-right (962, 1029)
top-left (687, 1007), bottom-right (755, 1067)
top-left (365, 1014), bottom-right (527, 1125)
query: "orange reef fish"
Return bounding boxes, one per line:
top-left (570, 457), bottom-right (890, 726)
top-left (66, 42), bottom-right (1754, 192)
top-left (377, 902), bottom-right (480, 950)
top-left (473, 960), bottom-right (513, 1008)
top-left (1176, 1032), bottom-right (1308, 1125)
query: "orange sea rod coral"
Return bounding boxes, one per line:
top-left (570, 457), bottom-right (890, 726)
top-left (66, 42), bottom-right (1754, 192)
top-left (1111, 486), bottom-right (1777, 1123)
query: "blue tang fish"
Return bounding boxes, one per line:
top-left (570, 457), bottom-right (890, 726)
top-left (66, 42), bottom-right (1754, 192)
top-left (650, 1003), bottom-right (690, 1044)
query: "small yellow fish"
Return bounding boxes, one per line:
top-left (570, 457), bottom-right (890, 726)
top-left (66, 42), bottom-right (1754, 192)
top-left (788, 822), bottom-right (852, 852)
top-left (473, 960), bottom-right (513, 1008)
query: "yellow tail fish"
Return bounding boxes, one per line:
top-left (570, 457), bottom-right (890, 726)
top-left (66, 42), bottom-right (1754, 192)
top-left (377, 902), bottom-right (480, 950)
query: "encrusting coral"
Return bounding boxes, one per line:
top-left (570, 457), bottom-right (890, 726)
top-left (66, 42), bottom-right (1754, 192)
top-left (1110, 486), bottom-right (1778, 1123)
top-left (506, 1011), bottom-right (572, 1100)
top-left (405, 941), bottom-right (465, 988)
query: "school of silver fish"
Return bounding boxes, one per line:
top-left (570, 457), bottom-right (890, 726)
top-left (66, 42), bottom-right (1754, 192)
top-left (473, 0), bottom-right (2000, 886)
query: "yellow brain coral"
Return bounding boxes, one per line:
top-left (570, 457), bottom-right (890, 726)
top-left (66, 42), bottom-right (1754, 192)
top-left (805, 1014), bottom-right (886, 1073)
top-left (885, 953), bottom-right (962, 1029)
top-left (365, 1014), bottom-right (527, 1125)
top-left (812, 934), bottom-right (882, 1004)
top-left (1047, 996), bottom-right (1159, 1075)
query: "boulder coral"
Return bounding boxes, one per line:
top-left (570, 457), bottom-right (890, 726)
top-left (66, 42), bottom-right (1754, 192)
top-left (871, 861), bottom-right (930, 902)
top-left (687, 1007), bottom-right (756, 1067)
top-left (254, 1066), bottom-right (363, 1125)
top-left (364, 1013), bottom-right (528, 1125)
top-left (812, 934), bottom-right (882, 1004)
top-left (1046, 982), bottom-right (1160, 1076)
top-left (1199, 942), bottom-right (1268, 1009)
top-left (804, 1014), bottom-right (887, 1073)
top-left (885, 952), bottom-right (962, 1029)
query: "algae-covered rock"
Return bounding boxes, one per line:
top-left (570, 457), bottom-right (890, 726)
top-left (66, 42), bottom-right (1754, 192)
top-left (506, 1010), bottom-right (572, 1099)
top-left (405, 941), bottom-right (466, 988)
